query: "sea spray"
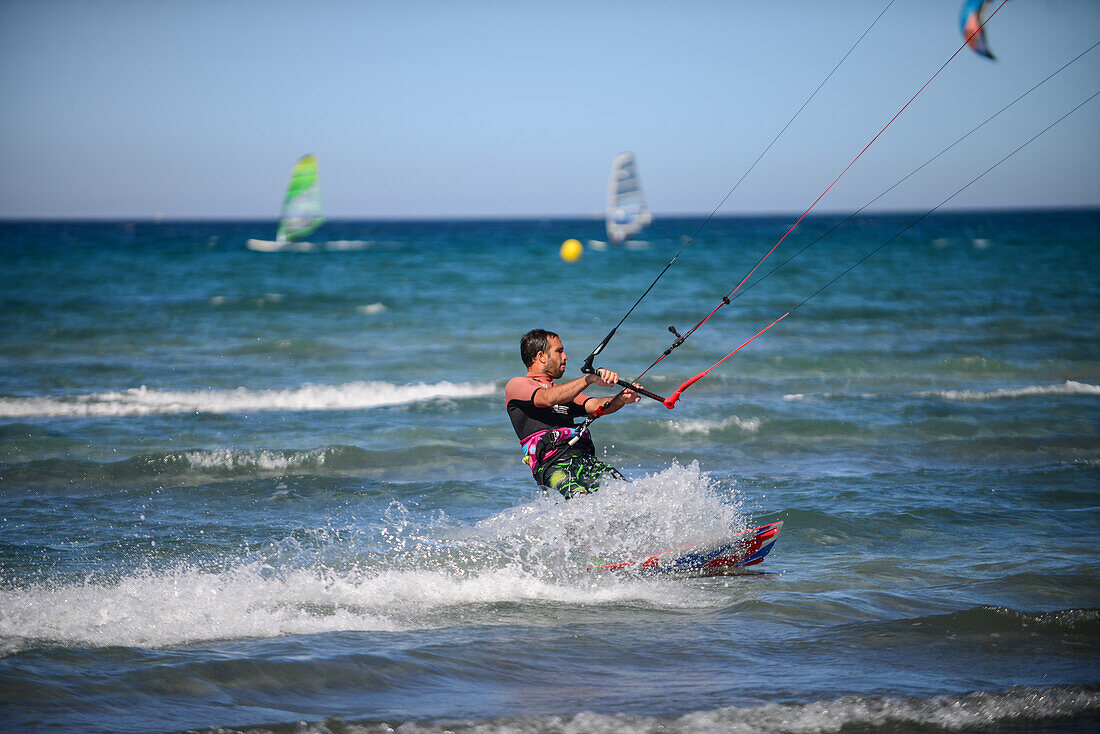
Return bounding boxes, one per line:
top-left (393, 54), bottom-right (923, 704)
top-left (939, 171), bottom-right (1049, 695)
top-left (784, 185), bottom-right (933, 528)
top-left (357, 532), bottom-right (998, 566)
top-left (0, 464), bottom-right (751, 653)
top-left (471, 462), bottom-right (748, 572)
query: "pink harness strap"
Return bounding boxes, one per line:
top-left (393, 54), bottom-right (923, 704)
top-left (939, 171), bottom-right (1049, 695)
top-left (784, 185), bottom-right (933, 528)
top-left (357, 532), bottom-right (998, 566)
top-left (519, 427), bottom-right (586, 475)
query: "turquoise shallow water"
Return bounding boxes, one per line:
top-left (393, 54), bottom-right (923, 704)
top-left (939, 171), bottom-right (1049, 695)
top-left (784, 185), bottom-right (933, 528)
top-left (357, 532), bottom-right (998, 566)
top-left (1, 212), bottom-right (1098, 733)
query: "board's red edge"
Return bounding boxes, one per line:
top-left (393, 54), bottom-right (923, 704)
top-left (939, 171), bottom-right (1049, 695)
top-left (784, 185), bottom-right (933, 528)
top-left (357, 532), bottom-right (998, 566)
top-left (592, 521), bottom-right (782, 573)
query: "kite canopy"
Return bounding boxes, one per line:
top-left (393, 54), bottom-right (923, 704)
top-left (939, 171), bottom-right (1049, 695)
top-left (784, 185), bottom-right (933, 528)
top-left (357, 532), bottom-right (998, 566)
top-left (960, 0), bottom-right (996, 60)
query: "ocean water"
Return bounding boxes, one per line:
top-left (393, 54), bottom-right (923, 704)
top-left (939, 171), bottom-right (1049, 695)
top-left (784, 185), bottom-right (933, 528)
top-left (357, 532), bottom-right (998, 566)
top-left (0, 212), bottom-right (1097, 733)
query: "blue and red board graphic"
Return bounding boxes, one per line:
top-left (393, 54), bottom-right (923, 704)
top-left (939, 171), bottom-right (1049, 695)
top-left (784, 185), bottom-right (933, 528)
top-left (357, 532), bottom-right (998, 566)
top-left (591, 521), bottom-right (784, 577)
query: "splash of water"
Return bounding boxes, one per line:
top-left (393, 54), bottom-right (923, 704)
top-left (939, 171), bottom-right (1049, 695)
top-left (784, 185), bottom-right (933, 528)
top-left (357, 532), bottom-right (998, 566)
top-left (0, 464), bottom-right (750, 651)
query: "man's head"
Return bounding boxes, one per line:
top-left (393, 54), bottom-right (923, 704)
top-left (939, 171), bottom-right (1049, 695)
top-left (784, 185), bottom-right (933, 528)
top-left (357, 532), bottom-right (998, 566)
top-left (520, 329), bottom-right (566, 378)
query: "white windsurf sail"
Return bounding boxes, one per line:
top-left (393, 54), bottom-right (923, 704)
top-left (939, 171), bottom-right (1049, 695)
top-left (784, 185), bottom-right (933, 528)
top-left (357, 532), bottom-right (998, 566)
top-left (606, 152), bottom-right (652, 244)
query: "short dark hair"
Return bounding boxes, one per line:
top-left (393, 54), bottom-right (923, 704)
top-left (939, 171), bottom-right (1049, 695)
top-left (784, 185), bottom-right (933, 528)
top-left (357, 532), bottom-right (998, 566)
top-left (520, 329), bottom-right (558, 367)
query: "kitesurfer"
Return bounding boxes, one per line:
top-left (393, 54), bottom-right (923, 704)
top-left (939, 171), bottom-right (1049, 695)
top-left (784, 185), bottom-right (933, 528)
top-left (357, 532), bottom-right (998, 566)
top-left (505, 329), bottom-right (640, 498)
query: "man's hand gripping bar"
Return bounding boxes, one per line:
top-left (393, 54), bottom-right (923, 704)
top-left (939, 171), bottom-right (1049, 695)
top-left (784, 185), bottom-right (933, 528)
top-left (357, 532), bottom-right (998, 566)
top-left (567, 371), bottom-right (671, 447)
top-left (580, 363), bottom-right (670, 413)
top-left (613, 378), bottom-right (667, 406)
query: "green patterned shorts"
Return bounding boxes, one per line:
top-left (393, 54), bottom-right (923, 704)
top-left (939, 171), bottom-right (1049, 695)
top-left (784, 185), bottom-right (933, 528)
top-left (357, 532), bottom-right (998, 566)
top-left (541, 453), bottom-right (625, 500)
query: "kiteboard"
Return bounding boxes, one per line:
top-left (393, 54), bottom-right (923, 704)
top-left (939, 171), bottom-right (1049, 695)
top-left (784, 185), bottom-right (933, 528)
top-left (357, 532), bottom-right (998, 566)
top-left (589, 521), bottom-right (783, 577)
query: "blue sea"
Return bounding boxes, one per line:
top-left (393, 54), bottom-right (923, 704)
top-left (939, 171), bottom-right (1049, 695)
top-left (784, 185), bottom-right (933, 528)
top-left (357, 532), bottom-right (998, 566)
top-left (1, 212), bottom-right (1098, 733)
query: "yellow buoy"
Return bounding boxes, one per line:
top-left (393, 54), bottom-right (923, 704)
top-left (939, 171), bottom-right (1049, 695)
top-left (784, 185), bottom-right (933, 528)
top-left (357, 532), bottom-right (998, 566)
top-left (560, 238), bottom-right (583, 262)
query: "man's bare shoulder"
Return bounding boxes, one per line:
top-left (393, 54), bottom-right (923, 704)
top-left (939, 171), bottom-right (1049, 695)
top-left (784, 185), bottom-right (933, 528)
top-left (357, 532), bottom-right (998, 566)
top-left (505, 375), bottom-right (543, 402)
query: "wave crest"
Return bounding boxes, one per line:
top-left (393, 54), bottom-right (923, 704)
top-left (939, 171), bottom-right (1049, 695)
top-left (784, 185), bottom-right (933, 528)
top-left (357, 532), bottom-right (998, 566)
top-left (199, 685), bottom-right (1100, 733)
top-left (923, 380), bottom-right (1100, 402)
top-left (668, 416), bottom-right (761, 434)
top-left (0, 380), bottom-right (496, 418)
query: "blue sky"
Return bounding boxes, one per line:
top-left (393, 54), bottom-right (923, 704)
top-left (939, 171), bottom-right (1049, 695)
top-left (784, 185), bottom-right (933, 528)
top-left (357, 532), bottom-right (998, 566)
top-left (1, 0), bottom-right (1097, 219)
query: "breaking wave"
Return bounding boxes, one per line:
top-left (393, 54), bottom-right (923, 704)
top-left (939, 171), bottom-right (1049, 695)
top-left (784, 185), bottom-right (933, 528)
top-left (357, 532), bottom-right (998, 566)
top-left (781, 380), bottom-right (1100, 403)
top-left (0, 380), bottom-right (496, 418)
top-left (0, 464), bottom-right (745, 652)
top-left (264, 686), bottom-right (1100, 733)
top-left (922, 380), bottom-right (1100, 401)
top-left (667, 415), bottom-right (761, 434)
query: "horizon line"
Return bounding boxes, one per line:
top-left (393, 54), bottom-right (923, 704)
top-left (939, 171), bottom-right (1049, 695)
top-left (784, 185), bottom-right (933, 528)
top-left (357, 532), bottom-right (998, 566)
top-left (2, 203), bottom-right (1098, 224)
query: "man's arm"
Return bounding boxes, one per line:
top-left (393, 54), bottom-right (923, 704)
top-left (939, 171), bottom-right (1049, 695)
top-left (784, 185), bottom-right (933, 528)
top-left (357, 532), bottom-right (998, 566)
top-left (583, 385), bottom-right (640, 416)
top-left (531, 368), bottom-right (619, 408)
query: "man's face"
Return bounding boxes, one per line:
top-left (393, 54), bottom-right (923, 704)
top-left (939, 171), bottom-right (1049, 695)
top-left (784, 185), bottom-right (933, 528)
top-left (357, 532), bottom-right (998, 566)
top-left (541, 336), bottom-right (567, 379)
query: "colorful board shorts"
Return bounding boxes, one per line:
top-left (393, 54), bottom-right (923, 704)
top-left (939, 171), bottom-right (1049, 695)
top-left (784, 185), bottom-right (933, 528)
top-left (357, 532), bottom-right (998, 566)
top-left (522, 426), bottom-right (625, 499)
top-left (538, 453), bottom-right (625, 500)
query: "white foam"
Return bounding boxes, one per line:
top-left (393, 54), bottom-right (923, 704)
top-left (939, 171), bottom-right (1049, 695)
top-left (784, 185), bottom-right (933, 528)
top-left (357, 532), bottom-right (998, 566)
top-left (0, 563), bottom-right (401, 650)
top-left (178, 448), bottom-right (328, 472)
top-left (668, 416), bottom-right (760, 434)
top-left (327, 687), bottom-right (1099, 733)
top-left (0, 465), bottom-right (750, 651)
top-left (922, 380), bottom-right (1100, 402)
top-left (356, 302), bottom-right (387, 314)
top-left (474, 462), bottom-right (747, 567)
top-left (693, 688), bottom-right (1100, 734)
top-left (324, 240), bottom-right (372, 251)
top-left (0, 380), bottom-right (497, 418)
top-left (780, 380), bottom-right (1100, 403)
top-left (0, 556), bottom-right (698, 652)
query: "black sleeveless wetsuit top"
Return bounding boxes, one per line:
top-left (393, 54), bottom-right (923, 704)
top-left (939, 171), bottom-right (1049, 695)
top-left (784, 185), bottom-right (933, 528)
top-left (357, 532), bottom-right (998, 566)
top-left (507, 392), bottom-right (588, 442)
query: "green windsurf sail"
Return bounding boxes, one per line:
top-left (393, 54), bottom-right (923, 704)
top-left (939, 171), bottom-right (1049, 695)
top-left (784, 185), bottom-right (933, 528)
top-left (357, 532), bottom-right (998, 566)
top-left (275, 154), bottom-right (324, 242)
